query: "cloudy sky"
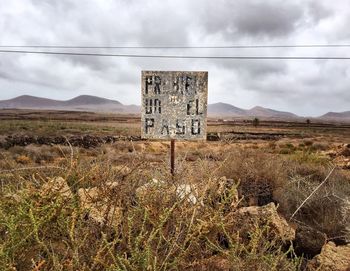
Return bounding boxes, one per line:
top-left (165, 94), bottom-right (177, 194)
top-left (1, 0), bottom-right (350, 116)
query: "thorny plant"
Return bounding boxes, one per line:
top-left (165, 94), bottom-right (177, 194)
top-left (1, 143), bottom-right (349, 270)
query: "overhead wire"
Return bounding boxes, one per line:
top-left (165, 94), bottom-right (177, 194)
top-left (0, 49), bottom-right (349, 60)
top-left (1, 44), bottom-right (350, 49)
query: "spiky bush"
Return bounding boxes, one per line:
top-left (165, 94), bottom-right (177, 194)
top-left (0, 147), bottom-right (302, 271)
top-left (275, 163), bottom-right (350, 244)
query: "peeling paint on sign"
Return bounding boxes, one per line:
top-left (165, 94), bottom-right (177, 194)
top-left (141, 71), bottom-right (208, 140)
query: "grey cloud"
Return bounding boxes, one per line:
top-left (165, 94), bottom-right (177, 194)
top-left (233, 2), bottom-right (302, 37)
top-left (212, 58), bottom-right (287, 79)
top-left (195, 0), bottom-right (303, 39)
top-left (307, 1), bottom-right (333, 22)
top-left (0, 0), bottom-right (349, 115)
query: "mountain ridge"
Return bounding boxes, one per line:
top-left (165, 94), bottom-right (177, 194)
top-left (320, 111), bottom-right (350, 120)
top-left (0, 95), bottom-right (139, 113)
top-left (0, 95), bottom-right (349, 120)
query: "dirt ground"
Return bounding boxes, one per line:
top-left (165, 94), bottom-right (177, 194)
top-left (1, 109), bottom-right (350, 270)
top-left (0, 109), bottom-right (349, 171)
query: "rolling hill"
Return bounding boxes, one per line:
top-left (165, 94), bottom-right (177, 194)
top-left (320, 111), bottom-right (350, 121)
top-left (0, 95), bottom-right (139, 113)
top-left (208, 103), bottom-right (300, 119)
top-left (246, 106), bottom-right (298, 119)
top-left (1, 94), bottom-right (349, 121)
top-left (208, 102), bottom-right (246, 116)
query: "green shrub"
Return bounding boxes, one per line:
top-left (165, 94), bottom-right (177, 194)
top-left (0, 150), bottom-right (303, 270)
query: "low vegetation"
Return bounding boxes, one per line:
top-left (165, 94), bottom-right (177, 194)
top-left (0, 114), bottom-right (349, 270)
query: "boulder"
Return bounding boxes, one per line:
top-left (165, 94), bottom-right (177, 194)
top-left (176, 184), bottom-right (201, 205)
top-left (136, 179), bottom-right (203, 205)
top-left (112, 165), bottom-right (131, 175)
top-left (203, 176), bottom-right (239, 208)
top-left (136, 177), bottom-right (238, 208)
top-left (339, 145), bottom-right (350, 157)
top-left (334, 156), bottom-right (350, 169)
top-left (135, 178), bottom-right (165, 200)
top-left (78, 184), bottom-right (122, 228)
top-left (41, 177), bottom-right (72, 200)
top-left (307, 242), bottom-right (350, 271)
top-left (235, 203), bottom-right (295, 242)
top-left (294, 225), bottom-right (327, 257)
top-left (207, 132), bottom-right (221, 141)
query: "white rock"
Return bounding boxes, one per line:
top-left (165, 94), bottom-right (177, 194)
top-left (176, 184), bottom-right (203, 206)
top-left (78, 186), bottom-right (122, 227)
top-left (41, 177), bottom-right (72, 200)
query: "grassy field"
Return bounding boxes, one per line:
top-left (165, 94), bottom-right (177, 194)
top-left (0, 110), bottom-right (349, 270)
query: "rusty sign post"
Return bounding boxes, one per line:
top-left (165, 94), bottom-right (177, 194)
top-left (170, 139), bottom-right (175, 175)
top-left (141, 71), bottom-right (208, 175)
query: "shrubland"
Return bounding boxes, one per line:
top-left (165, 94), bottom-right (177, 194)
top-left (0, 140), bottom-right (349, 270)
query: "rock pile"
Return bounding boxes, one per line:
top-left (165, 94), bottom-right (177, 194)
top-left (41, 177), bottom-right (73, 200)
top-left (0, 134), bottom-right (142, 149)
top-left (235, 203), bottom-right (295, 242)
top-left (39, 176), bottom-right (350, 269)
top-left (78, 183), bottom-right (122, 228)
top-left (307, 242), bottom-right (350, 271)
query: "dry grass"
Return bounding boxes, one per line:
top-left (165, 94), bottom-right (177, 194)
top-left (219, 149), bottom-right (287, 206)
top-left (0, 145), bottom-right (305, 271)
top-left (0, 114), bottom-right (349, 270)
top-left (275, 163), bottom-right (350, 245)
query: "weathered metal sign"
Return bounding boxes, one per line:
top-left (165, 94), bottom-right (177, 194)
top-left (141, 71), bottom-right (208, 140)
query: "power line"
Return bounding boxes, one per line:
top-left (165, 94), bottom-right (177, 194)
top-left (0, 49), bottom-right (350, 60)
top-left (1, 44), bottom-right (350, 49)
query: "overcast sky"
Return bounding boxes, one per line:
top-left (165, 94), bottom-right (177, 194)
top-left (1, 0), bottom-right (350, 116)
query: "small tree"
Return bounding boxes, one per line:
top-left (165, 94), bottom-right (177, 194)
top-left (253, 117), bottom-right (260, 127)
top-left (306, 119), bottom-right (311, 125)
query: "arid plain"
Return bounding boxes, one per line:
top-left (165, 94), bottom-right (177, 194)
top-left (0, 109), bottom-right (349, 270)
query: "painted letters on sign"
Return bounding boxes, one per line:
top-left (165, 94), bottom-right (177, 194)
top-left (141, 71), bottom-right (208, 140)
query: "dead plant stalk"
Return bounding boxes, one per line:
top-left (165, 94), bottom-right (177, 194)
top-left (289, 165), bottom-right (336, 221)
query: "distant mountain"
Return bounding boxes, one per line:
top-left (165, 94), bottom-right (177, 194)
top-left (208, 103), bottom-right (299, 119)
top-left (247, 106), bottom-right (298, 119)
top-left (208, 102), bottom-right (246, 116)
top-left (1, 95), bottom-right (62, 108)
top-left (4, 95), bottom-right (349, 121)
top-left (65, 95), bottom-right (122, 106)
top-left (320, 111), bottom-right (350, 121)
top-left (0, 95), bottom-right (138, 113)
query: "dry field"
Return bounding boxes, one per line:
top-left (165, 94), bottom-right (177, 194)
top-left (0, 109), bottom-right (350, 270)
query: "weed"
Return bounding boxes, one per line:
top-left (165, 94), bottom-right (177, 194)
top-left (275, 164), bottom-right (350, 245)
top-left (0, 148), bottom-right (303, 270)
top-left (15, 155), bottom-right (31, 165)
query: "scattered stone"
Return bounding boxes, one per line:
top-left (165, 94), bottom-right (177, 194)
top-left (235, 203), bottom-right (295, 242)
top-left (135, 178), bottom-right (165, 200)
top-left (207, 132), bottom-right (221, 141)
top-left (0, 134), bottom-right (143, 149)
top-left (112, 165), bottom-right (131, 175)
top-left (136, 177), bottom-right (238, 208)
top-left (321, 150), bottom-right (338, 158)
top-left (3, 193), bottom-right (22, 203)
top-left (187, 255), bottom-right (231, 271)
top-left (203, 176), bottom-right (239, 208)
top-left (340, 146), bottom-right (350, 157)
top-left (15, 155), bottom-right (31, 164)
top-left (176, 184), bottom-right (201, 205)
top-left (185, 153), bottom-right (199, 162)
top-left (294, 225), bottom-right (327, 257)
top-left (307, 242), bottom-right (350, 271)
top-left (78, 185), bottom-right (122, 228)
top-left (41, 177), bottom-right (72, 200)
top-left (334, 156), bottom-right (350, 169)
